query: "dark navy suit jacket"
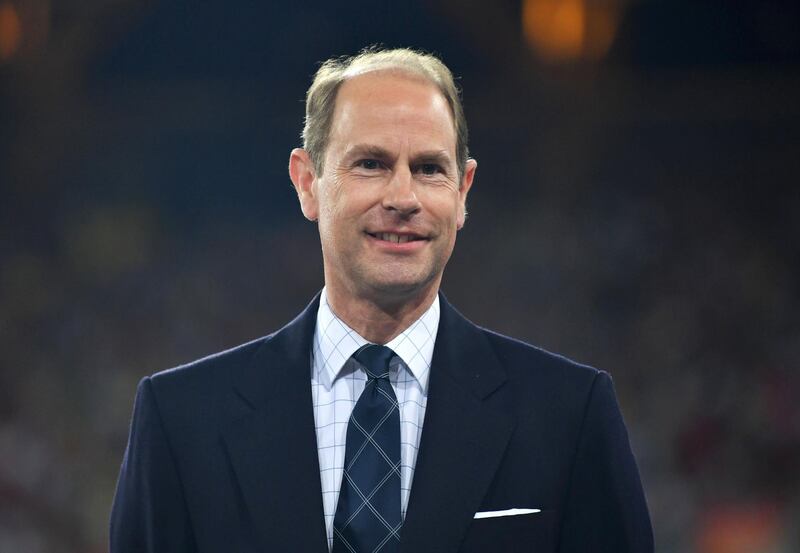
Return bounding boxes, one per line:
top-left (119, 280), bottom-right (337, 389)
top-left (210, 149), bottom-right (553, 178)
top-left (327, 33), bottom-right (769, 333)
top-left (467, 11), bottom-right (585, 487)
top-left (110, 292), bottom-right (653, 552)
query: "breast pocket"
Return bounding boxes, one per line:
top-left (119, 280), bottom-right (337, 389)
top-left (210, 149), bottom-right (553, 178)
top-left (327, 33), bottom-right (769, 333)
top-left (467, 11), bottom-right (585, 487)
top-left (459, 509), bottom-right (557, 553)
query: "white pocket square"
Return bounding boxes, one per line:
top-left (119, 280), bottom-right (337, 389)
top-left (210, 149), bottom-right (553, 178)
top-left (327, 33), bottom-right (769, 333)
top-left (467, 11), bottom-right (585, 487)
top-left (473, 508), bottom-right (541, 519)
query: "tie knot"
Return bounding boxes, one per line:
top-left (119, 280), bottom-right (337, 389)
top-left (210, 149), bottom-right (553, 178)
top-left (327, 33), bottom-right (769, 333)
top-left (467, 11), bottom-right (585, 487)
top-left (353, 344), bottom-right (395, 380)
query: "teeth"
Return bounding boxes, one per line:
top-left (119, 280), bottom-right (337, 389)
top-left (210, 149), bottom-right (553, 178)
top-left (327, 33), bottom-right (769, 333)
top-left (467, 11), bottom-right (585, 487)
top-left (378, 233), bottom-right (414, 243)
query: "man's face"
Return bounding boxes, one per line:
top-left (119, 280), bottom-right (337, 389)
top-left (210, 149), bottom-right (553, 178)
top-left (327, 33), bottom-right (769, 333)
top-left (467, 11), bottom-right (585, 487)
top-left (293, 70), bottom-right (476, 304)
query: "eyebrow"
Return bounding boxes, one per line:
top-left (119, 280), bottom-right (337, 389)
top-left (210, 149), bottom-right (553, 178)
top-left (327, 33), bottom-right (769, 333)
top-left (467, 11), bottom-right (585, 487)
top-left (345, 144), bottom-right (393, 162)
top-left (345, 144), bottom-right (453, 167)
top-left (412, 150), bottom-right (452, 167)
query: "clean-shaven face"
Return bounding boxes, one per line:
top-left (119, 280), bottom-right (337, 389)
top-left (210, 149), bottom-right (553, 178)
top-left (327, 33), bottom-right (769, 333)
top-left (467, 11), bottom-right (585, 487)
top-left (314, 70), bottom-right (474, 303)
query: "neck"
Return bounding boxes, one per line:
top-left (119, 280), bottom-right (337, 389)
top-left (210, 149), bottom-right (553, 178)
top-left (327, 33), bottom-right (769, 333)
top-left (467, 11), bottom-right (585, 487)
top-left (324, 281), bottom-right (439, 344)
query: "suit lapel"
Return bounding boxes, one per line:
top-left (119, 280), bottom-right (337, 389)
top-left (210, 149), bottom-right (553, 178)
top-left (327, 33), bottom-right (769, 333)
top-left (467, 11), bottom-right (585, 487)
top-left (400, 294), bottom-right (515, 553)
top-left (222, 293), bottom-right (329, 553)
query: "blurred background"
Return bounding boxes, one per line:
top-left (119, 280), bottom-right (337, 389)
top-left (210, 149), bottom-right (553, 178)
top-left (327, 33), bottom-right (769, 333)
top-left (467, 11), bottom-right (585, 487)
top-left (1, 0), bottom-right (799, 551)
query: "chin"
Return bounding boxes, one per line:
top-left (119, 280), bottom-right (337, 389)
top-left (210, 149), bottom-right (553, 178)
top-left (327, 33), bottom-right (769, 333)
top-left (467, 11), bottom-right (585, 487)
top-left (362, 272), bottom-right (440, 301)
top-left (366, 279), bottom-right (423, 296)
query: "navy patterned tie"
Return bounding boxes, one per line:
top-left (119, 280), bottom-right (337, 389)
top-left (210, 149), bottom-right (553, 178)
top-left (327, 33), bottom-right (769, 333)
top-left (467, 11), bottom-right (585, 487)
top-left (332, 344), bottom-right (402, 553)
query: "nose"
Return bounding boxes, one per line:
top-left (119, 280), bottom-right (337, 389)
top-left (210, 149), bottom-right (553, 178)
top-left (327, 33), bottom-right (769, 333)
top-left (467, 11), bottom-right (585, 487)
top-left (382, 166), bottom-right (421, 216)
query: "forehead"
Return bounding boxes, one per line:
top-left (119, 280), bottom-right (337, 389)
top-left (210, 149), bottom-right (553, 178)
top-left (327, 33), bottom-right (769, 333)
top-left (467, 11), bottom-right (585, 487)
top-left (328, 71), bottom-right (457, 154)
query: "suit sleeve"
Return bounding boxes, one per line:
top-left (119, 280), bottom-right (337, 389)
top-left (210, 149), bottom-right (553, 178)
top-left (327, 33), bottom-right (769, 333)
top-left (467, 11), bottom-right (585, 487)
top-left (557, 371), bottom-right (654, 553)
top-left (110, 377), bottom-right (196, 552)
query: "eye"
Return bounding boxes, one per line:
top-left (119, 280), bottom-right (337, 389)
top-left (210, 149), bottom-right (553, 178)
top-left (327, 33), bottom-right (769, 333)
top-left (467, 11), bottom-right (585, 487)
top-left (419, 163), bottom-right (442, 175)
top-left (357, 159), bottom-right (381, 170)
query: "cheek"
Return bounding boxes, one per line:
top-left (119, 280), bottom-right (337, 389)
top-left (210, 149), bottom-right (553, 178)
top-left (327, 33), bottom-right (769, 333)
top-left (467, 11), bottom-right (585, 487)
top-left (317, 187), bottom-right (347, 227)
top-left (421, 194), bottom-right (461, 225)
top-left (317, 194), bottom-right (360, 242)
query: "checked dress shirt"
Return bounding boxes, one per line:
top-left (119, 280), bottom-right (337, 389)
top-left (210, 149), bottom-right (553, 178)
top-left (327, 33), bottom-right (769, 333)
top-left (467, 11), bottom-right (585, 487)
top-left (311, 288), bottom-right (439, 551)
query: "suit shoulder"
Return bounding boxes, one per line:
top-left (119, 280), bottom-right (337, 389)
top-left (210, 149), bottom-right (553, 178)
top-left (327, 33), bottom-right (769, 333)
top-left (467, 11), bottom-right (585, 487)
top-left (148, 333), bottom-right (274, 392)
top-left (475, 326), bottom-right (612, 425)
top-left (139, 334), bottom-right (278, 429)
top-left (479, 326), bottom-right (604, 384)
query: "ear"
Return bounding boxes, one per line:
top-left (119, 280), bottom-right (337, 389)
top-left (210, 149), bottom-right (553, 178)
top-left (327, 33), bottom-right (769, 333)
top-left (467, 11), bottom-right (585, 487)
top-left (289, 148), bottom-right (319, 221)
top-left (456, 158), bottom-right (477, 229)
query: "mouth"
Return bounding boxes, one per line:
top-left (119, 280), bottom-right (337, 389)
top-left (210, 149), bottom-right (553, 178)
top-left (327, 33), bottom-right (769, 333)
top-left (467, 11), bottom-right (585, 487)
top-left (366, 231), bottom-right (428, 244)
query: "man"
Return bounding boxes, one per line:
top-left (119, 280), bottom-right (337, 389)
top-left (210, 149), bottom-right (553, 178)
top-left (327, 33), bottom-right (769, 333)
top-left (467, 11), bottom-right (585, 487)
top-left (111, 47), bottom-right (653, 553)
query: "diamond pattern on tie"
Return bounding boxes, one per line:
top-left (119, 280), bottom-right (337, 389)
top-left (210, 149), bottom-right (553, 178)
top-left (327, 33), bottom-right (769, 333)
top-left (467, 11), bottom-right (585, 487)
top-left (332, 345), bottom-right (402, 553)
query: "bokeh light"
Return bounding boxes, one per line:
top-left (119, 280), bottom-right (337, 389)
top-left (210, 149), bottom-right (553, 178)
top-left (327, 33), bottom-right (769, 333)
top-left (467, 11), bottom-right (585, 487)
top-left (0, 2), bottom-right (22, 62)
top-left (522, 0), bottom-right (621, 63)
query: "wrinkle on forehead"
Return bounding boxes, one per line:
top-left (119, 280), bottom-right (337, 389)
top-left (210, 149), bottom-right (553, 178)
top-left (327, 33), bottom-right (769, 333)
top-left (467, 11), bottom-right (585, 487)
top-left (329, 72), bottom-right (457, 156)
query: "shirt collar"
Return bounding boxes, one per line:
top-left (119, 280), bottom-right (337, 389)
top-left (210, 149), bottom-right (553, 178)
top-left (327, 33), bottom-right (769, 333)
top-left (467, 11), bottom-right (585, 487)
top-left (313, 287), bottom-right (439, 394)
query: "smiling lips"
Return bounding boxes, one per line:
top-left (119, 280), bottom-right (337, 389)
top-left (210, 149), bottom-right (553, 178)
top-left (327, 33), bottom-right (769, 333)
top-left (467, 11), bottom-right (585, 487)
top-left (366, 231), bottom-right (427, 244)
